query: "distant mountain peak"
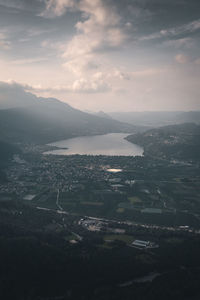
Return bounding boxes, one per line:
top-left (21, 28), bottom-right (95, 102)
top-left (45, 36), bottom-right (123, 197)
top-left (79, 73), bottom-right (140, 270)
top-left (94, 111), bottom-right (113, 120)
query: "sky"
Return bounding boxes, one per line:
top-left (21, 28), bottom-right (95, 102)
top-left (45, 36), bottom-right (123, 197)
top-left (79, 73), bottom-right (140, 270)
top-left (0, 0), bottom-right (200, 112)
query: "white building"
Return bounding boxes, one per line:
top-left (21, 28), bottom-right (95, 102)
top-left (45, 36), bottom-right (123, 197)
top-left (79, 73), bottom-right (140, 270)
top-left (132, 240), bottom-right (158, 249)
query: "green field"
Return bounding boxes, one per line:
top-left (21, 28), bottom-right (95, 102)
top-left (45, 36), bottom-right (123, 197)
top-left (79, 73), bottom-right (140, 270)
top-left (81, 201), bottom-right (104, 206)
top-left (116, 207), bottom-right (125, 213)
top-left (128, 196), bottom-right (142, 204)
top-left (103, 234), bottom-right (135, 244)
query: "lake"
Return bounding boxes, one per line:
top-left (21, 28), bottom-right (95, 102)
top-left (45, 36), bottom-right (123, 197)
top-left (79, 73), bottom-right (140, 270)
top-left (44, 133), bottom-right (143, 156)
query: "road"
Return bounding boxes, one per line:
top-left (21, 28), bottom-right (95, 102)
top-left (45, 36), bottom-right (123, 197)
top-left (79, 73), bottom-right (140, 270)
top-left (56, 189), bottom-right (63, 211)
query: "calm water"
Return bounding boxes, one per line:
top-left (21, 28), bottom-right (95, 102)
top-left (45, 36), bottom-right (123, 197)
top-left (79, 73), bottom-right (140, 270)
top-left (45, 133), bottom-right (143, 156)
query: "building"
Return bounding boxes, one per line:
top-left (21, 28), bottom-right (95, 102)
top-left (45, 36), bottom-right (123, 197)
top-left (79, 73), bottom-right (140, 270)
top-left (131, 239), bottom-right (158, 249)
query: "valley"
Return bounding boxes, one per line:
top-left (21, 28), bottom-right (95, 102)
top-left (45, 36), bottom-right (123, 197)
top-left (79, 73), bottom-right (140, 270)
top-left (1, 145), bottom-right (200, 299)
top-left (1, 84), bottom-right (200, 300)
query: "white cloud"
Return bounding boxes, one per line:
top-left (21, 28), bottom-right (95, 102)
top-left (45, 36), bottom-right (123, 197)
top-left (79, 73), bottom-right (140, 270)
top-left (41, 0), bottom-right (128, 92)
top-left (11, 57), bottom-right (48, 65)
top-left (25, 67), bottom-right (164, 95)
top-left (0, 0), bottom-right (43, 13)
top-left (10, 72), bottom-right (111, 94)
top-left (195, 58), bottom-right (200, 65)
top-left (141, 18), bottom-right (200, 41)
top-left (61, 0), bottom-right (127, 63)
top-left (71, 76), bottom-right (110, 93)
top-left (175, 53), bottom-right (190, 64)
top-left (26, 28), bottom-right (55, 37)
top-left (166, 19), bottom-right (200, 36)
top-left (0, 32), bottom-right (11, 49)
top-left (41, 0), bottom-right (75, 18)
top-left (0, 0), bottom-right (24, 10)
top-left (110, 69), bottom-right (131, 80)
top-left (185, 19), bottom-right (200, 32)
top-left (63, 56), bottom-right (100, 76)
top-left (0, 40), bottom-right (10, 49)
top-left (162, 37), bottom-right (194, 49)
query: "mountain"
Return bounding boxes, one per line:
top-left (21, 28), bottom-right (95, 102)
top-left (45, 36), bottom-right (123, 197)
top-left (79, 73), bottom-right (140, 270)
top-left (109, 111), bottom-right (200, 127)
top-left (0, 82), bottom-right (137, 144)
top-left (176, 111), bottom-right (200, 124)
top-left (94, 111), bottom-right (113, 119)
top-left (126, 123), bottom-right (200, 161)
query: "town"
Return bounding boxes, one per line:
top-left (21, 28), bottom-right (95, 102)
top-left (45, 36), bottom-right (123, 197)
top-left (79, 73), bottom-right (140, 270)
top-left (1, 146), bottom-right (200, 235)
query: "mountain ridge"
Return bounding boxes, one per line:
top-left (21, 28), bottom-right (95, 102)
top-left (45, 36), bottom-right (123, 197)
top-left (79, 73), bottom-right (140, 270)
top-left (109, 111), bottom-right (200, 127)
top-left (126, 123), bottom-right (200, 161)
top-left (0, 82), bottom-right (139, 144)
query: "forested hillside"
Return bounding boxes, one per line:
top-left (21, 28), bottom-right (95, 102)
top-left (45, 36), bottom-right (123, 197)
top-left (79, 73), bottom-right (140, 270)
top-left (126, 123), bottom-right (200, 161)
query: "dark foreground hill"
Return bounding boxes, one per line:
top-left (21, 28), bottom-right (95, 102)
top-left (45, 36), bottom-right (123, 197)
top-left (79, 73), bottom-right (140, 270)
top-left (0, 140), bottom-right (20, 182)
top-left (0, 141), bottom-right (20, 163)
top-left (126, 123), bottom-right (200, 161)
top-left (1, 198), bottom-right (200, 300)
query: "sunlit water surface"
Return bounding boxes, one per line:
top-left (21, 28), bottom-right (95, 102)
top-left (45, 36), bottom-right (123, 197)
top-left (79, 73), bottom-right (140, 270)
top-left (45, 133), bottom-right (143, 156)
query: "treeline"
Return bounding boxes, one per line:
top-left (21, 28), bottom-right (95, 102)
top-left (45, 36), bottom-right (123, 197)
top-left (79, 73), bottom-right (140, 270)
top-left (0, 140), bottom-right (20, 182)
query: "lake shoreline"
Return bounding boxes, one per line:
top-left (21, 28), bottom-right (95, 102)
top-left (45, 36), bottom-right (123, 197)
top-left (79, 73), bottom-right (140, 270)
top-left (44, 133), bottom-right (144, 157)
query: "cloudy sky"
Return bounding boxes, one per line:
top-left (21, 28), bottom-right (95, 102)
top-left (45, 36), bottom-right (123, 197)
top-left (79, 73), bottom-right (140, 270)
top-left (0, 0), bottom-right (200, 111)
